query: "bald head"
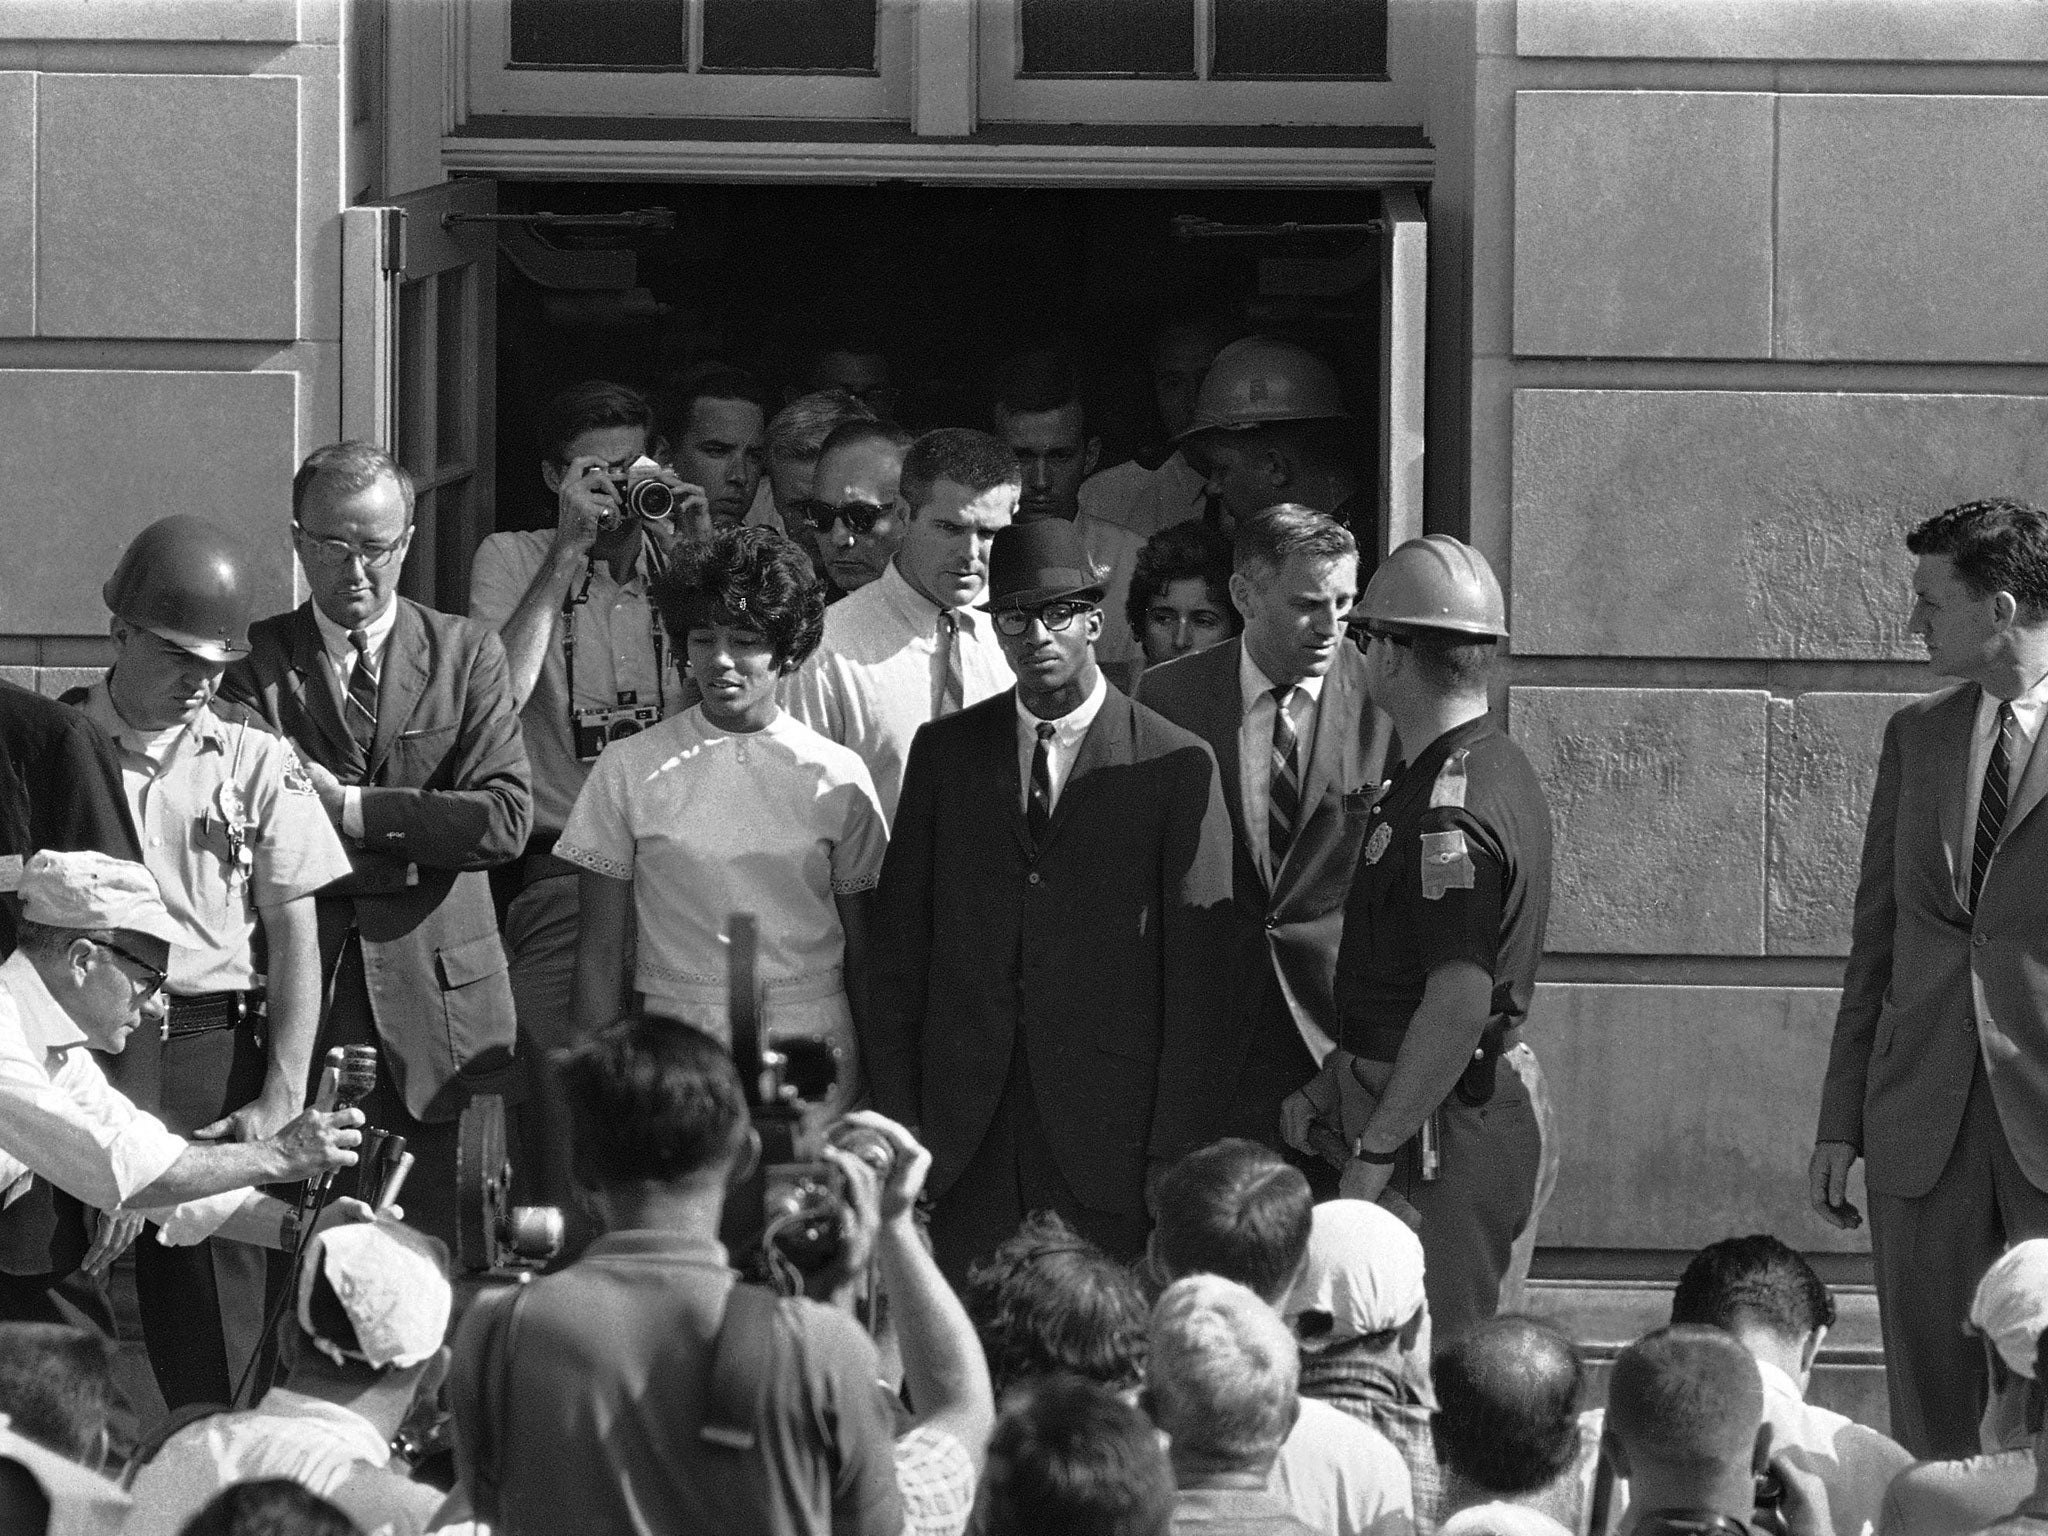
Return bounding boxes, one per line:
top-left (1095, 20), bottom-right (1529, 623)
top-left (1608, 1326), bottom-right (1764, 1476)
top-left (1432, 1316), bottom-right (1584, 1496)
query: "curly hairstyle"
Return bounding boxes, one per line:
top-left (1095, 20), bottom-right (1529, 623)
top-left (1669, 1233), bottom-right (1836, 1340)
top-left (653, 525), bottom-right (825, 674)
top-left (964, 1211), bottom-right (1149, 1398)
top-left (1125, 519), bottom-right (1239, 638)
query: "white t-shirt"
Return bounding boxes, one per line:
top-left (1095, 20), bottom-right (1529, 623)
top-left (556, 706), bottom-right (888, 1006)
top-left (1756, 1358), bottom-right (1912, 1536)
top-left (1270, 1395), bottom-right (1416, 1536)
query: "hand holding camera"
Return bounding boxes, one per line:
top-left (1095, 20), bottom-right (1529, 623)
top-left (555, 454), bottom-right (710, 550)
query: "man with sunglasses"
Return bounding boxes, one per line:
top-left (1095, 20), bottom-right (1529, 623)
top-left (870, 518), bottom-right (1234, 1281)
top-left (224, 442), bottom-right (532, 1258)
top-left (0, 850), bottom-right (364, 1327)
top-left (1281, 537), bottom-right (1555, 1344)
top-left (66, 516), bottom-right (351, 1409)
top-left (792, 419), bottom-right (915, 597)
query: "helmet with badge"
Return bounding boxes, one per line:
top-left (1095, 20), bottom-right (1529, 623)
top-left (1176, 336), bottom-right (1349, 439)
top-left (1356, 535), bottom-right (1508, 640)
top-left (103, 515), bottom-right (256, 662)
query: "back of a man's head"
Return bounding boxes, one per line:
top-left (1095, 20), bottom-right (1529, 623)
top-left (1669, 1235), bottom-right (1835, 1346)
top-left (0, 1324), bottom-right (112, 1468)
top-left (965, 1211), bottom-right (1148, 1397)
top-left (1146, 1274), bottom-right (1299, 1484)
top-left (1431, 1316), bottom-right (1583, 1498)
top-left (1151, 1139), bottom-right (1313, 1305)
top-left (560, 1013), bottom-right (748, 1191)
top-left (179, 1477), bottom-right (359, 1536)
top-left (974, 1375), bottom-right (1174, 1536)
top-left (1606, 1326), bottom-right (1764, 1482)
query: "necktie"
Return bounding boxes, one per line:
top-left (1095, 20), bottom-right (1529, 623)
top-left (1269, 685), bottom-right (1302, 868)
top-left (935, 610), bottom-right (964, 718)
top-left (1028, 721), bottom-right (1056, 848)
top-left (345, 628), bottom-right (379, 762)
top-left (1972, 700), bottom-right (2016, 910)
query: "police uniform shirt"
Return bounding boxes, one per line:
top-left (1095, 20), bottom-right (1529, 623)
top-left (1333, 714), bottom-right (1553, 1063)
top-left (469, 529), bottom-right (685, 837)
top-left (77, 683), bottom-right (353, 995)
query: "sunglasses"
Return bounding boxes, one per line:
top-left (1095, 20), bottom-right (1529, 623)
top-left (994, 600), bottom-right (1096, 637)
top-left (793, 499), bottom-right (896, 536)
top-left (97, 939), bottom-right (169, 1001)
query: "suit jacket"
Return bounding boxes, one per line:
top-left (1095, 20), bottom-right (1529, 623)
top-left (1137, 641), bottom-right (1394, 1108)
top-left (221, 600), bottom-right (532, 1121)
top-left (868, 685), bottom-right (1236, 1218)
top-left (1819, 681), bottom-right (2048, 1197)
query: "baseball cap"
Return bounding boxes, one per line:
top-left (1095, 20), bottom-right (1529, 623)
top-left (297, 1219), bottom-right (452, 1370)
top-left (1284, 1198), bottom-right (1427, 1347)
top-left (1970, 1239), bottom-right (2048, 1377)
top-left (17, 850), bottom-right (181, 946)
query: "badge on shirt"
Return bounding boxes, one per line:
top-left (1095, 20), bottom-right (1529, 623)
top-left (1420, 829), bottom-right (1475, 900)
top-left (279, 745), bottom-right (318, 797)
top-left (1430, 750), bottom-right (1469, 810)
top-left (1363, 823), bottom-right (1393, 865)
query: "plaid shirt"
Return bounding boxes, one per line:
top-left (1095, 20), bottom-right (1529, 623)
top-left (896, 1423), bottom-right (977, 1536)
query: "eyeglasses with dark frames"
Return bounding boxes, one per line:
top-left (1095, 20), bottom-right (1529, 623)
top-left (793, 499), bottom-right (895, 536)
top-left (994, 600), bottom-right (1096, 638)
top-left (96, 939), bottom-right (169, 1001)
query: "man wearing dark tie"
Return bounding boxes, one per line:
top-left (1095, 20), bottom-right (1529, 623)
top-left (1814, 499), bottom-right (2048, 1456)
top-left (224, 442), bottom-right (531, 1253)
top-left (869, 519), bottom-right (1235, 1280)
top-left (1137, 507), bottom-right (1392, 1183)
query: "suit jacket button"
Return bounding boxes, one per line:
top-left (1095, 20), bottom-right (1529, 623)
top-left (1028, 872), bottom-right (1041, 886)
top-left (1974, 932), bottom-right (1988, 947)
top-left (1265, 916), bottom-right (1279, 930)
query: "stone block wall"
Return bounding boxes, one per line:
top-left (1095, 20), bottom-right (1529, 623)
top-left (1458, 0), bottom-right (2048, 1270)
top-left (0, 3), bottom-right (350, 685)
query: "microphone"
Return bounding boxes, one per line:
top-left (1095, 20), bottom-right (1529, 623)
top-left (304, 1044), bottom-right (378, 1207)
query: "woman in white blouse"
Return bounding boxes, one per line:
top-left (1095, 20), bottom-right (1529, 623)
top-left (560, 525), bottom-right (888, 1143)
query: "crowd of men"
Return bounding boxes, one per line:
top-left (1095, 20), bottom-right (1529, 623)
top-left (0, 317), bottom-right (2046, 1536)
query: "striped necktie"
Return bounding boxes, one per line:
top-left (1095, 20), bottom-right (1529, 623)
top-left (1028, 721), bottom-right (1056, 847)
top-left (346, 628), bottom-right (379, 762)
top-left (1971, 700), bottom-right (2016, 910)
top-left (935, 610), bottom-right (964, 718)
top-left (1269, 685), bottom-right (1302, 868)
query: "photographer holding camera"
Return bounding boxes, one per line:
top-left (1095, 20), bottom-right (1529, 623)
top-left (470, 381), bottom-right (710, 1231)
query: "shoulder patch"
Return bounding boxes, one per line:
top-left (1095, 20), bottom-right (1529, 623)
top-left (1430, 748), bottom-right (1469, 810)
top-left (1420, 828), bottom-right (1475, 900)
top-left (279, 744), bottom-right (318, 796)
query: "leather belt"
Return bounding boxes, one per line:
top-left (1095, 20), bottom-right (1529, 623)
top-left (163, 990), bottom-right (262, 1040)
top-left (1349, 1021), bottom-right (1519, 1066)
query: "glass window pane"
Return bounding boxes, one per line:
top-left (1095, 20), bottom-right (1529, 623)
top-left (702, 0), bottom-right (876, 72)
top-left (509, 0), bottom-right (687, 69)
top-left (1020, 0), bottom-right (1194, 78)
top-left (1212, 0), bottom-right (1386, 79)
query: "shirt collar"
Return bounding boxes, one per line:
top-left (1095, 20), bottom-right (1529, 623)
top-left (250, 1389), bottom-right (393, 1466)
top-left (311, 595), bottom-right (399, 660)
top-left (78, 677), bottom-right (225, 757)
top-left (879, 559), bottom-right (990, 638)
top-left (1015, 669), bottom-right (1109, 745)
top-left (1239, 643), bottom-right (1328, 714)
top-left (1982, 670), bottom-right (2048, 735)
top-left (1753, 1357), bottom-right (1805, 1406)
top-left (580, 1229), bottom-right (730, 1266)
top-left (0, 951), bottom-right (89, 1055)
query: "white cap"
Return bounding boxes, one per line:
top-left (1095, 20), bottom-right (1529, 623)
top-left (297, 1219), bottom-right (452, 1371)
top-left (17, 850), bottom-right (181, 945)
top-left (1970, 1239), bottom-right (2048, 1377)
top-left (1283, 1199), bottom-right (1427, 1347)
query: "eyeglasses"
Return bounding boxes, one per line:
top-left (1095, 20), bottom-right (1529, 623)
top-left (96, 939), bottom-right (168, 1001)
top-left (792, 499), bottom-right (895, 536)
top-left (293, 523), bottom-right (410, 570)
top-left (1356, 623), bottom-right (1414, 649)
top-left (994, 600), bottom-right (1096, 637)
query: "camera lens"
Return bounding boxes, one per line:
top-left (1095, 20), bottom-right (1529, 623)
top-left (628, 479), bottom-right (677, 521)
top-left (607, 718), bottom-right (644, 743)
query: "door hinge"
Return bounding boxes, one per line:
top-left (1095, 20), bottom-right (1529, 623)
top-left (382, 209), bottom-right (407, 275)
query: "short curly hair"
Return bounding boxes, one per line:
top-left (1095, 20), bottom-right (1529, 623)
top-left (653, 525), bottom-right (824, 674)
top-left (1125, 520), bottom-right (1239, 637)
top-left (964, 1212), bottom-right (1149, 1397)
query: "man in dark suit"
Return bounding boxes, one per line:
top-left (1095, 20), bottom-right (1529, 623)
top-left (870, 518), bottom-right (1234, 1281)
top-left (1814, 499), bottom-right (2048, 1456)
top-left (224, 442), bottom-right (531, 1254)
top-left (1137, 506), bottom-right (1392, 1182)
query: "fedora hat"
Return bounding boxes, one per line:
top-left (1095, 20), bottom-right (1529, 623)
top-left (986, 519), bottom-right (1107, 613)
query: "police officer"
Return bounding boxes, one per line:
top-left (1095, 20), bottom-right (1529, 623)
top-left (1282, 536), bottom-right (1555, 1343)
top-left (70, 515), bottom-right (352, 1408)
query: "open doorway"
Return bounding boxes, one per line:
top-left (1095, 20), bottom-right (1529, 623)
top-left (485, 182), bottom-right (1395, 544)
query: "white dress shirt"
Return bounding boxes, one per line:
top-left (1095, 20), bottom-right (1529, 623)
top-left (1238, 646), bottom-right (1326, 884)
top-left (1014, 671), bottom-right (1110, 815)
top-left (1755, 1358), bottom-right (1912, 1536)
top-left (1965, 670), bottom-right (2048, 862)
top-left (785, 559), bottom-right (1014, 822)
top-left (0, 952), bottom-right (241, 1243)
top-left (310, 597), bottom-right (400, 841)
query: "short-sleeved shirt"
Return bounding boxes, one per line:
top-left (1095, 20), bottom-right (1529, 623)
top-left (1271, 1396), bottom-right (1415, 1536)
top-left (556, 706), bottom-right (888, 1001)
top-left (469, 529), bottom-right (686, 837)
top-left (77, 683), bottom-right (352, 994)
top-left (1334, 715), bottom-right (1554, 1063)
top-left (784, 560), bottom-right (1013, 821)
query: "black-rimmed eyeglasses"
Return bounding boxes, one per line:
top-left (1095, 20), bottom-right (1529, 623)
top-left (96, 939), bottom-right (169, 1001)
top-left (994, 600), bottom-right (1096, 638)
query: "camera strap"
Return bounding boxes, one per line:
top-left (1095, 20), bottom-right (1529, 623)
top-left (700, 1280), bottom-right (782, 1450)
top-left (562, 552), bottom-right (667, 738)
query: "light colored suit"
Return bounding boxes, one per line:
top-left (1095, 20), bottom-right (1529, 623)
top-left (1819, 680), bottom-right (2048, 1456)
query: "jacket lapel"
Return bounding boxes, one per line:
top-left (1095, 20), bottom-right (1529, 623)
top-left (366, 600), bottom-right (429, 780)
top-left (2000, 697), bottom-right (2048, 847)
top-left (1045, 686), bottom-right (1132, 848)
top-left (1195, 641), bottom-right (1246, 836)
top-left (1936, 684), bottom-right (1980, 910)
top-left (286, 604), bottom-right (358, 771)
top-left (988, 691), bottom-right (1035, 859)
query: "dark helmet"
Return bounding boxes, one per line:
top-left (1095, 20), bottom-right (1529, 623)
top-left (103, 516), bottom-right (255, 662)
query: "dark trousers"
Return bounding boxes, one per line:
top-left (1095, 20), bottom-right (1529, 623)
top-left (1871, 1055), bottom-right (2048, 1459)
top-left (0, 1265), bottom-right (115, 1334)
top-left (324, 934), bottom-right (461, 1254)
top-left (930, 1033), bottom-right (1149, 1286)
top-left (133, 1017), bottom-right (284, 1410)
top-left (1223, 977), bottom-right (1339, 1200)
